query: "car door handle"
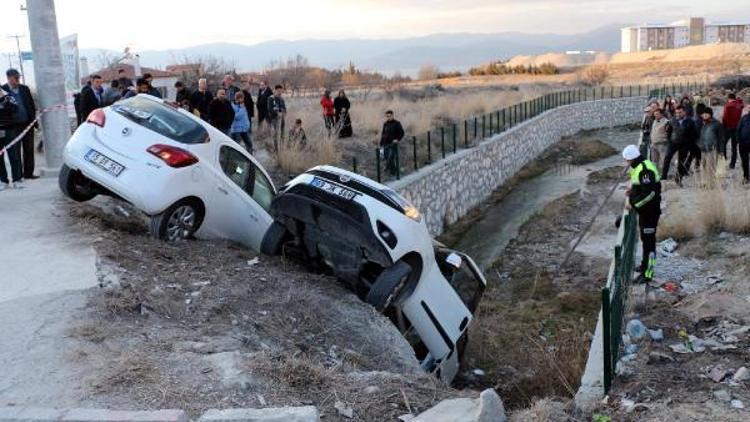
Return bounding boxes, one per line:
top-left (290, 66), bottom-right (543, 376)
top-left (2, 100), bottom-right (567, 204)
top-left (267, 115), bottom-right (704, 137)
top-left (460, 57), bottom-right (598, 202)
top-left (217, 186), bottom-right (229, 195)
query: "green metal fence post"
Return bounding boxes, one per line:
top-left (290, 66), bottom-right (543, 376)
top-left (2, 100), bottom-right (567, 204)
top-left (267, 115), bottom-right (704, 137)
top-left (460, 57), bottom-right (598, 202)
top-left (473, 117), bottom-right (478, 139)
top-left (489, 112), bottom-right (493, 135)
top-left (496, 110), bottom-right (501, 131)
top-left (352, 156), bottom-right (357, 173)
top-left (464, 120), bottom-right (468, 147)
top-left (395, 143), bottom-right (400, 180)
top-left (452, 124), bottom-right (457, 153)
top-left (602, 286), bottom-right (612, 392)
top-left (441, 127), bottom-right (446, 159)
top-left (426, 130), bottom-right (432, 164)
top-left (412, 136), bottom-right (418, 171)
top-left (502, 109), bottom-right (506, 130)
top-left (375, 148), bottom-right (381, 183)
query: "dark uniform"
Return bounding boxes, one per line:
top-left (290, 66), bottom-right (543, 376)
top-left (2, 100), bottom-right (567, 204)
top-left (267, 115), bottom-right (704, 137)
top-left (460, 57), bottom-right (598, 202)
top-left (628, 156), bottom-right (662, 282)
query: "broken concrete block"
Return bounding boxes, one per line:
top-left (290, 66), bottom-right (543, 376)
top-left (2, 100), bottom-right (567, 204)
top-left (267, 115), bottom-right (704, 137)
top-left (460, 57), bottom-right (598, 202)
top-left (413, 388), bottom-right (506, 422)
top-left (731, 399), bottom-right (745, 409)
top-left (713, 390), bottom-right (731, 402)
top-left (733, 367), bottom-right (750, 382)
top-left (333, 401), bottom-right (354, 419)
top-left (198, 407), bottom-right (319, 422)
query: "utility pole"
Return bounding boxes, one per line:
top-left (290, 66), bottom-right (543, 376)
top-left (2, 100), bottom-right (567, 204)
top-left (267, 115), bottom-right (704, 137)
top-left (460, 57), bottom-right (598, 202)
top-left (26, 0), bottom-right (70, 174)
top-left (7, 34), bottom-right (26, 82)
top-left (4, 52), bottom-right (13, 69)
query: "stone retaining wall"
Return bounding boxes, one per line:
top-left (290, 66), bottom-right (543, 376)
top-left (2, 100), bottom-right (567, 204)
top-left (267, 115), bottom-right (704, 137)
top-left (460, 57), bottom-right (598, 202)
top-left (390, 97), bottom-right (647, 236)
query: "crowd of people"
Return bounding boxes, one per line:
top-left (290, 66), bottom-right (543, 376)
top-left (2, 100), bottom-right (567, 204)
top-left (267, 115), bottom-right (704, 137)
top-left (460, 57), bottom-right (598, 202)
top-left (643, 91), bottom-right (750, 184)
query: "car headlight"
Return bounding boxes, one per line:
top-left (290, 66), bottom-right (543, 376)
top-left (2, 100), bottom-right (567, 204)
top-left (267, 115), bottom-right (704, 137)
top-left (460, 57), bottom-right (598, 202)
top-left (403, 205), bottom-right (421, 222)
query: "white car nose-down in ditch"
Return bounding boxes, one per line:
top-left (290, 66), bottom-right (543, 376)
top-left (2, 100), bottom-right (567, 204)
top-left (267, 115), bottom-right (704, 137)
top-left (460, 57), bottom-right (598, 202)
top-left (60, 95), bottom-right (487, 383)
top-left (261, 166), bottom-right (487, 383)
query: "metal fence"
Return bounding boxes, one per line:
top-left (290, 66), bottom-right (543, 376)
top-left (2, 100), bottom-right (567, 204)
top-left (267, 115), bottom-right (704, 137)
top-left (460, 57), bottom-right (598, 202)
top-left (361, 82), bottom-right (706, 183)
top-left (600, 97), bottom-right (659, 393)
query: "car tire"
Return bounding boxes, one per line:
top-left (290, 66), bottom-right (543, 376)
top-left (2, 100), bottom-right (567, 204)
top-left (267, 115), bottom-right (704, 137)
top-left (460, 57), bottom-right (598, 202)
top-left (150, 199), bottom-right (204, 242)
top-left (260, 221), bottom-right (289, 256)
top-left (366, 261), bottom-right (413, 312)
top-left (59, 164), bottom-right (97, 202)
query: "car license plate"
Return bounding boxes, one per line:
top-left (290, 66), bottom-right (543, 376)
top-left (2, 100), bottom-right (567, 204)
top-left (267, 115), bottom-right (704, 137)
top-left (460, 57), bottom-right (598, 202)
top-left (310, 177), bottom-right (357, 200)
top-left (84, 149), bottom-right (125, 177)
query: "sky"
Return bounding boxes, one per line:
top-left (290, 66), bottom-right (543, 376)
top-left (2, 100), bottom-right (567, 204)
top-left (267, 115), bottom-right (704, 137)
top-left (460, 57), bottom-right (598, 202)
top-left (1, 0), bottom-right (748, 53)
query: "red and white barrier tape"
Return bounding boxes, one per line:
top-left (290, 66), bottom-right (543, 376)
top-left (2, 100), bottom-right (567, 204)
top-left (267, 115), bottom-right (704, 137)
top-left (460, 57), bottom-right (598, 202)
top-left (0, 103), bottom-right (72, 156)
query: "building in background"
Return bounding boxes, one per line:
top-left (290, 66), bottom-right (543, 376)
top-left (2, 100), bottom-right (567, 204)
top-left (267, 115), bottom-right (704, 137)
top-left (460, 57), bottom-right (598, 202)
top-left (621, 17), bottom-right (750, 53)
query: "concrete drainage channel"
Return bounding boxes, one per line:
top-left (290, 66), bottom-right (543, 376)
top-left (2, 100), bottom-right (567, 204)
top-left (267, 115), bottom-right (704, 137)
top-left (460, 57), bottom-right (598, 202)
top-left (0, 388), bottom-right (506, 421)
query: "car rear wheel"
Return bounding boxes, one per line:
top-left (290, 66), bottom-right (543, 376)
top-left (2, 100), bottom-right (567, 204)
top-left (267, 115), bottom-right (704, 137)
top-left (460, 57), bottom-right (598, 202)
top-left (260, 221), bottom-right (290, 256)
top-left (150, 199), bottom-right (204, 242)
top-left (366, 261), bottom-right (413, 312)
top-left (59, 164), bottom-right (97, 202)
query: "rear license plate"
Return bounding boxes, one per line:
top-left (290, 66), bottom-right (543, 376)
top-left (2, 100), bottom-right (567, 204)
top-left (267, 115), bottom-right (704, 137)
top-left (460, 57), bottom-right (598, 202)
top-left (310, 177), bottom-right (357, 200)
top-left (85, 149), bottom-right (125, 177)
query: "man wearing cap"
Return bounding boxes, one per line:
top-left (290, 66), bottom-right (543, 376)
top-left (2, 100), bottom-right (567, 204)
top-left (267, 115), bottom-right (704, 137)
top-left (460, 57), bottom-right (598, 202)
top-left (2, 68), bottom-right (38, 179)
top-left (623, 144), bottom-right (662, 284)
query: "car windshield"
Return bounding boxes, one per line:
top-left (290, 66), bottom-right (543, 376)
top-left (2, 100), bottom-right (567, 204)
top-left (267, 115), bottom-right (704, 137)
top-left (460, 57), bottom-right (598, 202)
top-left (112, 96), bottom-right (209, 144)
top-left (435, 249), bottom-right (486, 313)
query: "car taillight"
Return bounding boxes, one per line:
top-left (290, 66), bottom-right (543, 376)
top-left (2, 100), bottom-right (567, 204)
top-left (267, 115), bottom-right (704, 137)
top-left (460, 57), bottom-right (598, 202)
top-left (147, 144), bottom-right (199, 168)
top-left (86, 109), bottom-right (106, 127)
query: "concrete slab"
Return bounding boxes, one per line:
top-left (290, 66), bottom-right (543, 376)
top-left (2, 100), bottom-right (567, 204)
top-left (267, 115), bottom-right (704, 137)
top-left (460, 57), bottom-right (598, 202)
top-left (198, 407), bottom-right (320, 422)
top-left (0, 407), bottom-right (188, 422)
top-left (0, 178), bottom-right (98, 304)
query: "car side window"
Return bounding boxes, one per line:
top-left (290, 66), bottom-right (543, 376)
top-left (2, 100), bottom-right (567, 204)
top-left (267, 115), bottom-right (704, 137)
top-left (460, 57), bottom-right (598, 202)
top-left (218, 145), bottom-right (273, 212)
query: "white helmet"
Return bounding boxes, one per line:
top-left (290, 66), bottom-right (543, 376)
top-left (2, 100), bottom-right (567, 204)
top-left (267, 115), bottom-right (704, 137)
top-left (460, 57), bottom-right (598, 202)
top-left (622, 145), bottom-right (640, 161)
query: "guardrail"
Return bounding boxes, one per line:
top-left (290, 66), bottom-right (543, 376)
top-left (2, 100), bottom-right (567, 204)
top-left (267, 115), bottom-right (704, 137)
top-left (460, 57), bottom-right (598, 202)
top-left (362, 82), bottom-right (705, 183)
top-left (600, 91), bottom-right (664, 392)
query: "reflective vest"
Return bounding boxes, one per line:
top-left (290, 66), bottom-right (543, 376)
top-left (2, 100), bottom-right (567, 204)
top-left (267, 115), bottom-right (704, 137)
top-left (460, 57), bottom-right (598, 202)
top-left (629, 159), bottom-right (661, 185)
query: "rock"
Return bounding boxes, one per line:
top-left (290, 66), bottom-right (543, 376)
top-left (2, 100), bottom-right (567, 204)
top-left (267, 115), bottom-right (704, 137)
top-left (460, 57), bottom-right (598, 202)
top-left (713, 389), bottom-right (731, 402)
top-left (658, 238), bottom-right (678, 254)
top-left (413, 389), bottom-right (506, 422)
top-left (620, 398), bottom-right (635, 413)
top-left (731, 399), bottom-right (745, 409)
top-left (647, 351), bottom-right (675, 364)
top-left (334, 401), bottom-right (354, 419)
top-left (198, 406), bottom-right (320, 422)
top-left (733, 367), bottom-right (750, 382)
top-left (472, 368), bottom-right (486, 377)
top-left (648, 329), bottom-right (664, 342)
top-left (708, 367), bottom-right (729, 383)
top-left (626, 320), bottom-right (647, 340)
top-left (625, 344), bottom-right (638, 355)
top-left (364, 386), bottom-right (380, 394)
top-left (247, 257), bottom-right (260, 267)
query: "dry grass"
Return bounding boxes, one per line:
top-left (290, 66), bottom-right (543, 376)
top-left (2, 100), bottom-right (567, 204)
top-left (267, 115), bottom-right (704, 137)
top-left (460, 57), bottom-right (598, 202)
top-left (92, 351), bottom-right (160, 394)
top-left (275, 134), bottom-right (341, 176)
top-left (68, 323), bottom-right (109, 344)
top-left (659, 166), bottom-right (750, 240)
top-left (510, 398), bottom-right (571, 422)
top-left (248, 353), bottom-right (332, 390)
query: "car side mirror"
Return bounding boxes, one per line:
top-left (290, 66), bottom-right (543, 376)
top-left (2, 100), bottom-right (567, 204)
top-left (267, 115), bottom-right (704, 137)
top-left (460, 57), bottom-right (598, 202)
top-left (446, 252), bottom-right (462, 269)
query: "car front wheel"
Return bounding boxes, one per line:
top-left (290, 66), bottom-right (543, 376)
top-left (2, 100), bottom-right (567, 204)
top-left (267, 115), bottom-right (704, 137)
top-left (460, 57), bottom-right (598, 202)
top-left (150, 199), bottom-right (204, 242)
top-left (59, 164), bottom-right (97, 202)
top-left (366, 261), bottom-right (414, 312)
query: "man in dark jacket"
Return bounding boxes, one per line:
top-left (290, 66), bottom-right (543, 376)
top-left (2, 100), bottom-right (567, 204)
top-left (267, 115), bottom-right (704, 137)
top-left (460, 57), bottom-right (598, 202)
top-left (697, 107), bottom-right (724, 173)
top-left (142, 73), bottom-right (162, 98)
top-left (242, 80), bottom-right (255, 120)
top-left (0, 87), bottom-right (22, 189)
top-left (623, 145), bottom-right (662, 284)
top-left (208, 88), bottom-right (235, 135)
top-left (662, 105), bottom-right (697, 185)
top-left (117, 68), bottom-right (133, 93)
top-left (380, 110), bottom-right (405, 176)
top-left (122, 78), bottom-right (151, 99)
top-left (79, 75), bottom-right (104, 124)
top-left (737, 108), bottom-right (750, 183)
top-left (3, 68), bottom-right (38, 179)
top-left (174, 81), bottom-right (191, 110)
top-left (256, 81), bottom-right (272, 128)
top-left (190, 78), bottom-right (213, 121)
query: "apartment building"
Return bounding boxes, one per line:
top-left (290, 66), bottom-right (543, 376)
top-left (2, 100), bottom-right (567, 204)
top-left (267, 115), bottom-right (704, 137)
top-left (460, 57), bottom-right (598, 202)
top-left (621, 17), bottom-right (750, 53)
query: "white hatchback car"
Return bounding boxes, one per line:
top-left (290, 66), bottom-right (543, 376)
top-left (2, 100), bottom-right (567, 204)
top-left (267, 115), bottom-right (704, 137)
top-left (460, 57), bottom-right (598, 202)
top-left (60, 94), bottom-right (276, 250)
top-left (261, 165), bottom-right (487, 383)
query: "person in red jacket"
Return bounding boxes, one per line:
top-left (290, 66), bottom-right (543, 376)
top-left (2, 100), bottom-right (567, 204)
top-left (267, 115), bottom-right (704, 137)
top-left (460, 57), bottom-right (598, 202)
top-left (320, 90), bottom-right (334, 135)
top-left (722, 93), bottom-right (745, 169)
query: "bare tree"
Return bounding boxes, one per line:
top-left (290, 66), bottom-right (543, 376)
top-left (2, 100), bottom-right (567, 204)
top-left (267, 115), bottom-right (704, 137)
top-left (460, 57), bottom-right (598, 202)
top-left (418, 63), bottom-right (440, 81)
top-left (579, 64), bottom-right (610, 86)
top-left (93, 49), bottom-right (121, 72)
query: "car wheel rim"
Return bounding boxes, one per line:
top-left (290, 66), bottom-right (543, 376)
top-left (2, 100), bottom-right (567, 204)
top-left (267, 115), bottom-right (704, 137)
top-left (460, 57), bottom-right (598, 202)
top-left (166, 205), bottom-right (196, 241)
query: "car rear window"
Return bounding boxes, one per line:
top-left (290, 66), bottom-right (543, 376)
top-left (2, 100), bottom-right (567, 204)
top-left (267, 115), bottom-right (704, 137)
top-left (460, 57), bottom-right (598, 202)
top-left (112, 96), bottom-right (209, 144)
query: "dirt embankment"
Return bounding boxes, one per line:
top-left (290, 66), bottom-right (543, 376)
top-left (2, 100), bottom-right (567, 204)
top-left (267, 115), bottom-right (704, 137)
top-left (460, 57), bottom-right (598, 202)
top-left (65, 201), bottom-right (464, 420)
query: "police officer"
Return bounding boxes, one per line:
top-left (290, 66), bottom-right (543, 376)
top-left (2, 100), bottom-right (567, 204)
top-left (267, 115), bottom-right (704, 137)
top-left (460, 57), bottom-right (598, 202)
top-left (623, 145), bottom-right (662, 283)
